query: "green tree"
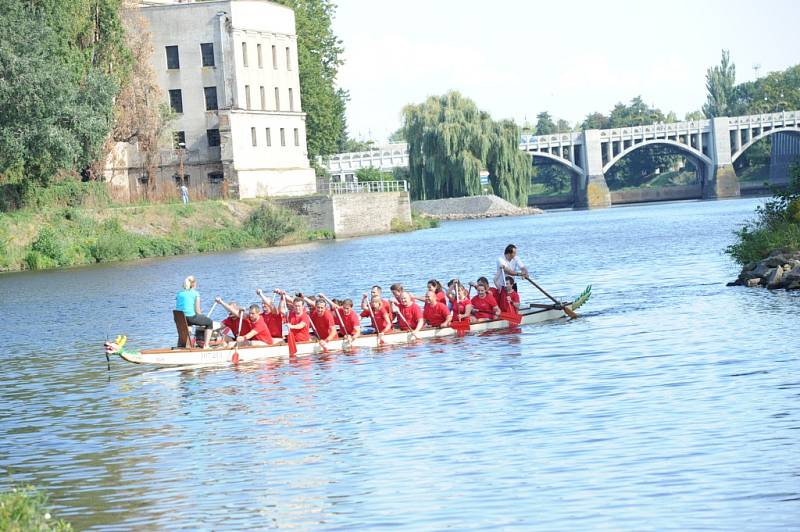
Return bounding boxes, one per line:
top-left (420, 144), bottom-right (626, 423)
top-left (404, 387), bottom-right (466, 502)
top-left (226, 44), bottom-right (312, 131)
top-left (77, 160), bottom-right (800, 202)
top-left (684, 110), bottom-right (706, 121)
top-left (534, 112), bottom-right (557, 135)
top-left (582, 112), bottom-right (609, 129)
top-left (355, 166), bottom-right (394, 182)
top-left (276, 0), bottom-right (347, 160)
top-left (388, 127), bottom-right (406, 143)
top-left (703, 49), bottom-right (736, 117)
top-left (402, 91), bottom-right (532, 206)
top-left (0, 0), bottom-right (118, 185)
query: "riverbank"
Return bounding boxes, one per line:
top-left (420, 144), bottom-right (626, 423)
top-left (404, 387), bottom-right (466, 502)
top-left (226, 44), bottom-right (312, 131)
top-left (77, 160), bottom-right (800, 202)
top-left (412, 195), bottom-right (543, 220)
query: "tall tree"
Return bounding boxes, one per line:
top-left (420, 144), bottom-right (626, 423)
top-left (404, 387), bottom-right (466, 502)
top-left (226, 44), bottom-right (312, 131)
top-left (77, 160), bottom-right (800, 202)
top-left (534, 112), bottom-right (557, 135)
top-left (703, 49), bottom-right (736, 117)
top-left (402, 91), bottom-right (532, 206)
top-left (581, 112), bottom-right (609, 130)
top-left (276, 0), bottom-right (347, 160)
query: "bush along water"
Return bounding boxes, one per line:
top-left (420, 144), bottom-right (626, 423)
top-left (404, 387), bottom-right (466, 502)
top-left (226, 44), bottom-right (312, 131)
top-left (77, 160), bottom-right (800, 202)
top-left (1, 189), bottom-right (307, 272)
top-left (0, 485), bottom-right (73, 531)
top-left (727, 166), bottom-right (800, 289)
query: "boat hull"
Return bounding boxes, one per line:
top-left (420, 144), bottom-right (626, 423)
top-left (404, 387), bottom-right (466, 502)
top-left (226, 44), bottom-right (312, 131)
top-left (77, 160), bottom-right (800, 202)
top-left (114, 306), bottom-right (569, 366)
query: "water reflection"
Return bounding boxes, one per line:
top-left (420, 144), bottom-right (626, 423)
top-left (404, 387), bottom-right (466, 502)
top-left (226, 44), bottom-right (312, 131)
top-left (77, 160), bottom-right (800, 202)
top-left (1, 198), bottom-right (799, 529)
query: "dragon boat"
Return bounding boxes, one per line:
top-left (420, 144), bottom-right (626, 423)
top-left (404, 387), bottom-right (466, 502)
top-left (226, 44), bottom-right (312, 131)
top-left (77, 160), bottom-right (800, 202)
top-left (104, 286), bottom-right (591, 367)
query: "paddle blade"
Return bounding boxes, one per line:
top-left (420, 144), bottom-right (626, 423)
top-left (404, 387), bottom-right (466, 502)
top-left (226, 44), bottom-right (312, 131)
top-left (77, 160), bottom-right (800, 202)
top-left (232, 349), bottom-right (239, 364)
top-left (500, 311), bottom-right (522, 326)
top-left (451, 319), bottom-right (471, 332)
top-left (287, 330), bottom-right (297, 355)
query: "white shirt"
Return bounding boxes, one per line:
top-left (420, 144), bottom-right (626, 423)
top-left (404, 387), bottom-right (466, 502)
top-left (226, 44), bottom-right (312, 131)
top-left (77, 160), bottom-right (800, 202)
top-left (495, 255), bottom-right (525, 288)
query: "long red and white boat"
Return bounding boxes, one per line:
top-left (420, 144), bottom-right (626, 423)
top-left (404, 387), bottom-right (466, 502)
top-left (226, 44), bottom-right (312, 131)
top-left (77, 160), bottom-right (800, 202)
top-left (104, 286), bottom-right (591, 367)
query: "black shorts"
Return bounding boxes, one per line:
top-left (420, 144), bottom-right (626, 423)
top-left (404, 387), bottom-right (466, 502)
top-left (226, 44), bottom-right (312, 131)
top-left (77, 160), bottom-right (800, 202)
top-left (186, 314), bottom-right (213, 328)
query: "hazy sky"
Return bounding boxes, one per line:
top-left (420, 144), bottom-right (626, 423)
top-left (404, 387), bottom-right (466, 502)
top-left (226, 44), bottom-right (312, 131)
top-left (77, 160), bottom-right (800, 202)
top-left (332, 0), bottom-right (800, 144)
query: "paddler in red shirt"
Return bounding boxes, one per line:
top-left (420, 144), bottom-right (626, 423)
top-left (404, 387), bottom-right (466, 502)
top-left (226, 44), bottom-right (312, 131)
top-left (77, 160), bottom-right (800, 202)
top-left (286, 298), bottom-right (311, 342)
top-left (394, 292), bottom-right (424, 339)
top-left (361, 294), bottom-right (392, 340)
top-left (447, 279), bottom-right (473, 322)
top-left (470, 282), bottom-right (501, 322)
top-left (235, 304), bottom-right (276, 346)
top-left (215, 298), bottom-right (251, 342)
top-left (370, 285), bottom-right (393, 319)
top-left (497, 276), bottom-right (521, 315)
top-left (256, 288), bottom-right (285, 339)
top-left (322, 295), bottom-right (362, 342)
top-left (422, 290), bottom-right (452, 328)
top-left (413, 279), bottom-right (448, 306)
top-left (309, 298), bottom-right (338, 349)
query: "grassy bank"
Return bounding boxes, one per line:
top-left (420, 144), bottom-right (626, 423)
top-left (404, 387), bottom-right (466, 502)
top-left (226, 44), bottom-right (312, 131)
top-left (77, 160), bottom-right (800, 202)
top-left (0, 184), bottom-right (328, 272)
top-left (0, 486), bottom-right (72, 531)
top-left (726, 168), bottom-right (800, 265)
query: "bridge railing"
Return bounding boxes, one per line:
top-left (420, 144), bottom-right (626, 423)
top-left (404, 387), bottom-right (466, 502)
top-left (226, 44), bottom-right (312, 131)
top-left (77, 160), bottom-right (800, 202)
top-left (321, 180), bottom-right (409, 195)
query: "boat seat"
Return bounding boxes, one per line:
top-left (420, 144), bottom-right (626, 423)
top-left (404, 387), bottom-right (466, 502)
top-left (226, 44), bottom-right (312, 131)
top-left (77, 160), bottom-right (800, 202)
top-left (172, 310), bottom-right (195, 348)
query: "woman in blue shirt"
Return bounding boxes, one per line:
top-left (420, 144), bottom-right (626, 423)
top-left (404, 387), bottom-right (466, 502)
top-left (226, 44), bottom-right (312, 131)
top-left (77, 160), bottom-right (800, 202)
top-left (176, 275), bottom-right (213, 348)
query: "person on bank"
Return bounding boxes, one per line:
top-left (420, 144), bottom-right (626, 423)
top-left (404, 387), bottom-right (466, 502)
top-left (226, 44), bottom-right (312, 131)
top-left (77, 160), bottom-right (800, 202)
top-left (176, 275), bottom-right (213, 348)
top-left (494, 244), bottom-right (529, 290)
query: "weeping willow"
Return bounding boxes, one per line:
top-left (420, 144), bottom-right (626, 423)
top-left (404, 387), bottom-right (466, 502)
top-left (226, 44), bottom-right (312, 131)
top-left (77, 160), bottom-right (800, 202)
top-left (402, 91), bottom-right (532, 206)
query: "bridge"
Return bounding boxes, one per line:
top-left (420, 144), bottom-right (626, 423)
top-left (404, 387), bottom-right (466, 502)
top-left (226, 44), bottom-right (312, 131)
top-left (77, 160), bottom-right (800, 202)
top-left (319, 111), bottom-right (800, 209)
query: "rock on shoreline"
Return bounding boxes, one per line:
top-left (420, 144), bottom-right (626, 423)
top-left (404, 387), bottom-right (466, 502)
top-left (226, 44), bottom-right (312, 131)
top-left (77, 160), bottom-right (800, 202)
top-left (728, 250), bottom-right (800, 290)
top-left (412, 195), bottom-right (543, 220)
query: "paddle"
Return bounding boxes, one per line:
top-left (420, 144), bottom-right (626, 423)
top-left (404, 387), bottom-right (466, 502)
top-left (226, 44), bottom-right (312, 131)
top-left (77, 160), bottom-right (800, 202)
top-left (450, 281), bottom-right (470, 336)
top-left (232, 309), bottom-right (244, 364)
top-left (499, 310), bottom-right (522, 326)
top-left (524, 277), bottom-right (578, 319)
top-left (278, 291), bottom-right (298, 355)
top-left (364, 294), bottom-right (384, 347)
top-left (305, 301), bottom-right (330, 354)
top-left (392, 299), bottom-right (419, 341)
top-left (322, 294), bottom-right (355, 351)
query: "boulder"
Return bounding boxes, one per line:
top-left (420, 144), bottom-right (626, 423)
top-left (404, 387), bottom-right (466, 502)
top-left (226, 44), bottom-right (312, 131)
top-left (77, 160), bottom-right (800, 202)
top-left (743, 262), bottom-right (771, 280)
top-left (766, 266), bottom-right (784, 288)
top-left (746, 278), bottom-right (762, 287)
top-left (786, 281), bottom-right (800, 291)
top-left (763, 255), bottom-right (789, 268)
top-left (782, 266), bottom-right (800, 284)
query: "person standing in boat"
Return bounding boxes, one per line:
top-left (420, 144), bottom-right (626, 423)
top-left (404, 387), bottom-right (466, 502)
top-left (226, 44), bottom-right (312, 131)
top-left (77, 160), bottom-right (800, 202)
top-left (176, 275), bottom-right (213, 348)
top-left (494, 244), bottom-right (529, 291)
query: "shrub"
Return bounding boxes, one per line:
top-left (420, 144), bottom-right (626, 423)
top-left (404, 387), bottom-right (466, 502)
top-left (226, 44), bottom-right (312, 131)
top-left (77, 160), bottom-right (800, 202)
top-left (244, 203), bottom-right (300, 246)
top-left (30, 227), bottom-right (68, 266)
top-left (0, 486), bottom-right (73, 531)
top-left (727, 167), bottom-right (800, 264)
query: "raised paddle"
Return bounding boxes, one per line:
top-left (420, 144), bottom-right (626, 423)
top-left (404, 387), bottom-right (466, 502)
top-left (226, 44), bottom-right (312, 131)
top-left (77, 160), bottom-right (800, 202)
top-left (321, 294), bottom-right (357, 351)
top-left (524, 277), bottom-right (578, 319)
top-left (275, 290), bottom-right (298, 355)
top-left (232, 309), bottom-right (244, 364)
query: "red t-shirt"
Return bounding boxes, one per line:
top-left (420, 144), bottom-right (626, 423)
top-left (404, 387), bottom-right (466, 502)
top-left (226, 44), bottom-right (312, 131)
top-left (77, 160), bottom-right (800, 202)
top-left (435, 291), bottom-right (447, 304)
top-left (223, 315), bottom-right (252, 336)
top-left (396, 303), bottom-right (423, 331)
top-left (261, 311), bottom-right (284, 338)
top-left (334, 309), bottom-right (360, 335)
top-left (310, 309), bottom-right (336, 340)
top-left (449, 296), bottom-right (470, 317)
top-left (471, 293), bottom-right (499, 319)
top-left (497, 288), bottom-right (520, 313)
top-left (361, 307), bottom-right (391, 332)
top-left (288, 310), bottom-right (311, 342)
top-left (248, 315), bottom-right (273, 344)
top-left (423, 302), bottom-right (450, 327)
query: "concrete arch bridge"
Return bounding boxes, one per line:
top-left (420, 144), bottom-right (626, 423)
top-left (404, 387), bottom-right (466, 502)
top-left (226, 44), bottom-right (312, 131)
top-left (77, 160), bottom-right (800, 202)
top-left (319, 111), bottom-right (800, 209)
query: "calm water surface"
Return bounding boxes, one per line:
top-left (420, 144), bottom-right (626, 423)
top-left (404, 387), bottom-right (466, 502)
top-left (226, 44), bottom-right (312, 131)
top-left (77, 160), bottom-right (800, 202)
top-left (1, 197), bottom-right (799, 530)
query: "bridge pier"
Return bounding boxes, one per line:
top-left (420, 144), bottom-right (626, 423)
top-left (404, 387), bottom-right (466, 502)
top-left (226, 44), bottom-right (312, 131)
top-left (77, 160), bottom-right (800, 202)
top-left (576, 130), bottom-right (611, 209)
top-left (704, 118), bottom-right (740, 199)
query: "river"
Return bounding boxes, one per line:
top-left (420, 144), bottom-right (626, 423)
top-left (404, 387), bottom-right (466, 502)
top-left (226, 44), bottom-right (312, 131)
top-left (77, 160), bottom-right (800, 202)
top-left (1, 197), bottom-right (798, 530)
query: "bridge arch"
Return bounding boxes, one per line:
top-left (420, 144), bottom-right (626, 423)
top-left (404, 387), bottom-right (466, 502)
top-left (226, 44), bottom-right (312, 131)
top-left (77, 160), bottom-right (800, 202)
top-left (731, 126), bottom-right (800, 164)
top-left (527, 150), bottom-right (585, 176)
top-left (602, 139), bottom-right (712, 175)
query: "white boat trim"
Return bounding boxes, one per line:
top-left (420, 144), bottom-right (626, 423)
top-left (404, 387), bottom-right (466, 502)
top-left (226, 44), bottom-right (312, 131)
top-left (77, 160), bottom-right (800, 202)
top-left (114, 306), bottom-right (570, 367)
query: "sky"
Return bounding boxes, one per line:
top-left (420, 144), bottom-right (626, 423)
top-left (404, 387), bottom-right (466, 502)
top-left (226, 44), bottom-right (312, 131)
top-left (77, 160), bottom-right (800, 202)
top-left (332, 0), bottom-right (800, 144)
